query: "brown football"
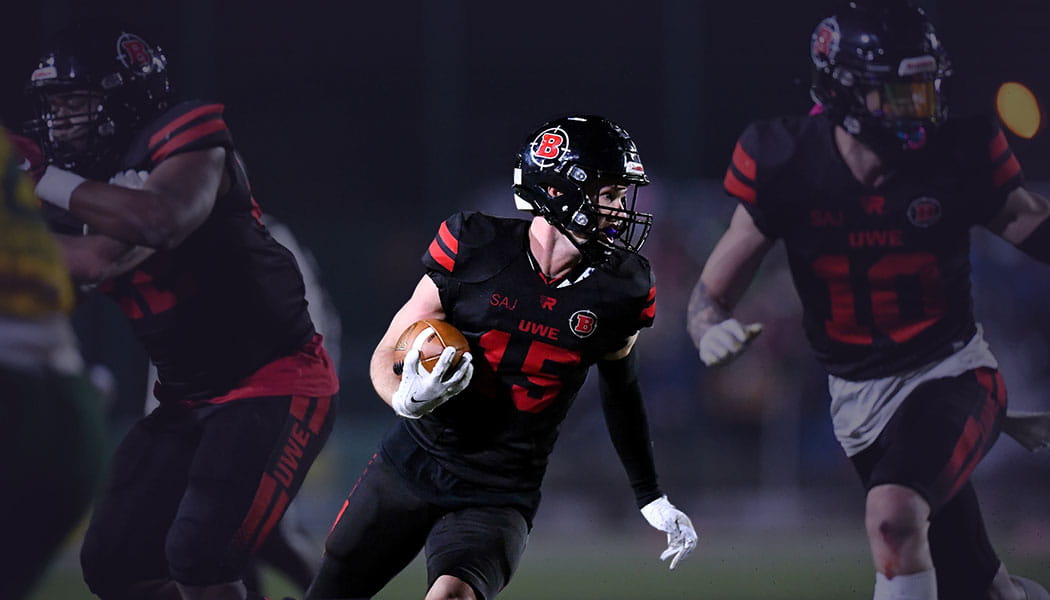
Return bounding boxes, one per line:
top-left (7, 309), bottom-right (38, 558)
top-left (392, 319), bottom-right (469, 377)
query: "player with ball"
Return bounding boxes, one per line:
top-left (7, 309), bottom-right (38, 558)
top-left (306, 115), bottom-right (696, 600)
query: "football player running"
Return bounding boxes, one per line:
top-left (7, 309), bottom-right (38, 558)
top-left (24, 18), bottom-right (338, 600)
top-left (306, 115), bottom-right (696, 600)
top-left (687, 2), bottom-right (1049, 600)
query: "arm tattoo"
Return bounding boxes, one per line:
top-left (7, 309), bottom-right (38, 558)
top-left (686, 280), bottom-right (730, 348)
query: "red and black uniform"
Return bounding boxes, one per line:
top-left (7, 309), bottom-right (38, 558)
top-left (104, 100), bottom-right (317, 402)
top-left (79, 101), bottom-right (338, 595)
top-left (724, 112), bottom-right (1022, 599)
top-left (311, 211), bottom-right (658, 600)
top-left (726, 113), bottom-right (1021, 380)
top-left (398, 211), bottom-right (656, 504)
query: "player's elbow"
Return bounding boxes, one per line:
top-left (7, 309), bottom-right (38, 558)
top-left (134, 207), bottom-right (203, 251)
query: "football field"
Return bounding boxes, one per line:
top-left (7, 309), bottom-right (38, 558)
top-left (31, 526), bottom-right (1050, 599)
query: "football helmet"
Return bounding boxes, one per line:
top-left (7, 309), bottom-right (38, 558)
top-left (810, 0), bottom-right (952, 156)
top-left (512, 115), bottom-right (653, 264)
top-left (25, 18), bottom-right (172, 179)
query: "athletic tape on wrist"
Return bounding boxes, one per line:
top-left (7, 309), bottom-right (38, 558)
top-left (35, 166), bottom-right (86, 211)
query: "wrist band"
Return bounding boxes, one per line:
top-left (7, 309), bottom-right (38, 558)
top-left (35, 165), bottom-right (86, 211)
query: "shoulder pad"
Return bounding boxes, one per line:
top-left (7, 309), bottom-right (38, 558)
top-left (936, 115), bottom-right (1024, 191)
top-left (723, 116), bottom-right (812, 205)
top-left (422, 211), bottom-right (528, 283)
top-left (598, 250), bottom-right (656, 329)
top-left (124, 100), bottom-right (232, 170)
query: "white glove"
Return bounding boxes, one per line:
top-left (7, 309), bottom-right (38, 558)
top-left (109, 169), bottom-right (150, 189)
top-left (391, 335), bottom-right (473, 419)
top-left (640, 496), bottom-right (697, 570)
top-left (698, 318), bottom-right (763, 366)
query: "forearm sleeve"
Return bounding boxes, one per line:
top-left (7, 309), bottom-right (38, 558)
top-left (597, 351), bottom-right (663, 508)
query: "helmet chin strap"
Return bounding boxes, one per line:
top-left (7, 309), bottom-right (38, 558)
top-left (844, 113), bottom-right (931, 160)
top-left (533, 198), bottom-right (613, 266)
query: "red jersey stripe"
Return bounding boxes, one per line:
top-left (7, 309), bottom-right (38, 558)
top-left (731, 141), bottom-right (757, 180)
top-left (988, 130), bottom-right (1009, 162)
top-left (724, 169), bottom-right (757, 204)
top-left (993, 154), bottom-right (1022, 188)
top-left (640, 302), bottom-right (656, 321)
top-left (438, 221), bottom-right (460, 254)
top-left (640, 285), bottom-right (656, 320)
top-left (428, 239), bottom-right (456, 272)
top-left (149, 104), bottom-right (224, 149)
top-left (151, 120), bottom-right (228, 162)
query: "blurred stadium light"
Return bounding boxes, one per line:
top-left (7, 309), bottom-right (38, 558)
top-left (996, 81), bottom-right (1042, 140)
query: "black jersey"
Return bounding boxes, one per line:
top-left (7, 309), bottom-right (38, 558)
top-left (725, 113), bottom-right (1023, 380)
top-left (386, 211), bottom-right (656, 494)
top-left (98, 101), bottom-right (315, 401)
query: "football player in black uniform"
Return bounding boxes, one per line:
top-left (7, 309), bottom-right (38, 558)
top-left (306, 115), bottom-right (696, 600)
top-left (24, 19), bottom-right (339, 600)
top-left (686, 2), bottom-right (1049, 600)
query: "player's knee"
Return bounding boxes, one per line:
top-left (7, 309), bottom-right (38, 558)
top-left (165, 520), bottom-right (244, 586)
top-left (865, 485), bottom-right (929, 553)
top-left (425, 575), bottom-right (477, 600)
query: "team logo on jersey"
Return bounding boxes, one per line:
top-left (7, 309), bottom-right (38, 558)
top-left (116, 33), bottom-right (154, 72)
top-left (569, 309), bottom-right (597, 338)
top-left (530, 127), bottom-right (569, 168)
top-left (811, 17), bottom-right (840, 69)
top-left (907, 196), bottom-right (942, 228)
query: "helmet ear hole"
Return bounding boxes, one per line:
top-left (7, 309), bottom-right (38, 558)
top-left (512, 115), bottom-right (654, 263)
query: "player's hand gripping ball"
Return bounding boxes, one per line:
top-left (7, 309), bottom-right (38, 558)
top-left (393, 319), bottom-right (470, 378)
top-left (391, 320), bottom-right (473, 419)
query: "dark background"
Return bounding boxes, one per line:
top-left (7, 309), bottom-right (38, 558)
top-left (6, 0), bottom-right (1050, 411)
top-left (8, 1), bottom-right (1050, 567)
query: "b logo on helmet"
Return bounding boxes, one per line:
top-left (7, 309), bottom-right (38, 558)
top-left (117, 33), bottom-right (153, 70)
top-left (811, 17), bottom-right (840, 69)
top-left (530, 127), bottom-right (569, 167)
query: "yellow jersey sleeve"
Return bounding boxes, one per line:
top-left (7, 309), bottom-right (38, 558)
top-left (0, 131), bottom-right (74, 317)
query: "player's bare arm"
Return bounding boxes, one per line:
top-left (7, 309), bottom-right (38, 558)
top-left (686, 205), bottom-right (773, 363)
top-left (56, 233), bottom-right (155, 285)
top-left (45, 147), bottom-right (228, 250)
top-left (985, 187), bottom-right (1050, 252)
top-left (369, 275), bottom-right (447, 406)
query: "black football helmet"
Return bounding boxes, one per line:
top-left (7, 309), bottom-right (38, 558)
top-left (810, 0), bottom-right (952, 156)
top-left (512, 115), bottom-right (653, 264)
top-left (25, 18), bottom-right (172, 179)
